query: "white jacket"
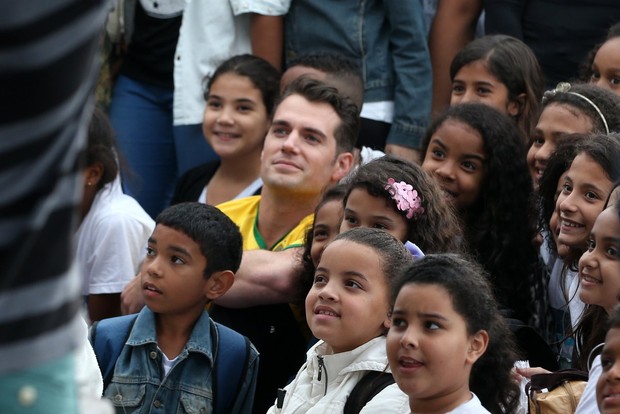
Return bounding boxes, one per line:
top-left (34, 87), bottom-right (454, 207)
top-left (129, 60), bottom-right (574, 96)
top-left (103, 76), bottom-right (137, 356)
top-left (267, 337), bottom-right (409, 414)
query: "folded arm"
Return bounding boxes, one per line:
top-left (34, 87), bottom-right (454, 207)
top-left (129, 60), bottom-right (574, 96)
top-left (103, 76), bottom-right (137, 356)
top-left (214, 248), bottom-right (303, 308)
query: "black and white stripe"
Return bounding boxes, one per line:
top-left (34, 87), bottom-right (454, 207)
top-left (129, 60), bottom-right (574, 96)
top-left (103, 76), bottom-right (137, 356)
top-left (0, 0), bottom-right (108, 373)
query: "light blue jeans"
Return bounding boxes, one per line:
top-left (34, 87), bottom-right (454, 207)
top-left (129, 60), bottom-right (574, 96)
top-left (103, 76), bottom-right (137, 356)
top-left (109, 75), bottom-right (218, 218)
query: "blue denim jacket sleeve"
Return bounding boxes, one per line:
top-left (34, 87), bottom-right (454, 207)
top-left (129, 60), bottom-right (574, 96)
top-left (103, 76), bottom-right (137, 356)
top-left (383, 0), bottom-right (432, 149)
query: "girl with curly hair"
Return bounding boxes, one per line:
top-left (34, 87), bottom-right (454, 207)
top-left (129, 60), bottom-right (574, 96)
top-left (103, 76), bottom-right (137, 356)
top-left (340, 154), bottom-right (463, 255)
top-left (387, 254), bottom-right (520, 414)
top-left (421, 103), bottom-right (538, 327)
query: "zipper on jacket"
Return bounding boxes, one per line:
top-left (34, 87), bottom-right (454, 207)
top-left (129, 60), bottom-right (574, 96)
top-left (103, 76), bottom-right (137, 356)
top-left (317, 355), bottom-right (328, 396)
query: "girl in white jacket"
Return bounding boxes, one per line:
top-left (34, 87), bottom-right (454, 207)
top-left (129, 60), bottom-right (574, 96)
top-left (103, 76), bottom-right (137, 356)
top-left (267, 228), bottom-right (414, 413)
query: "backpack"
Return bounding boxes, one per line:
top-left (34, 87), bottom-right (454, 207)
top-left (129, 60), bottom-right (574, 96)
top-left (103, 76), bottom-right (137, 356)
top-left (526, 369), bottom-right (588, 414)
top-left (343, 371), bottom-right (395, 414)
top-left (90, 313), bottom-right (250, 414)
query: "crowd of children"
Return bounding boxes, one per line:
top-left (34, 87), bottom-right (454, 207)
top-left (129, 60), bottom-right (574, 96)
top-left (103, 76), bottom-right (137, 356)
top-left (14, 3), bottom-right (620, 413)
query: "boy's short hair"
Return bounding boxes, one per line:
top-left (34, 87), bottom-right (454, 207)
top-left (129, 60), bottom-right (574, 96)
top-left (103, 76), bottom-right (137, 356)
top-left (277, 76), bottom-right (359, 154)
top-left (156, 203), bottom-right (243, 278)
top-left (287, 52), bottom-right (364, 110)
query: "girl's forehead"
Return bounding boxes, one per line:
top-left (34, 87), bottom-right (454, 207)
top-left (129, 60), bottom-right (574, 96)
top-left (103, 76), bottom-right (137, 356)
top-left (551, 99), bottom-right (600, 123)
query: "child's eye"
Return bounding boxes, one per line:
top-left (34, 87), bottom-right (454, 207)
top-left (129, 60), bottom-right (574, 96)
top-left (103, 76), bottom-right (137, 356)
top-left (611, 77), bottom-right (620, 86)
top-left (561, 183), bottom-right (573, 194)
top-left (451, 84), bottom-right (465, 94)
top-left (602, 356), bottom-right (615, 371)
top-left (530, 135), bottom-right (544, 147)
top-left (424, 321), bottom-right (441, 330)
top-left (313, 229), bottom-right (328, 241)
top-left (390, 317), bottom-right (407, 329)
top-left (343, 215), bottom-right (359, 226)
top-left (207, 100), bottom-right (222, 109)
top-left (171, 255), bottom-right (186, 265)
top-left (431, 149), bottom-right (445, 160)
top-left (345, 279), bottom-right (363, 289)
top-left (313, 274), bottom-right (327, 285)
top-left (372, 223), bottom-right (388, 230)
top-left (146, 246), bottom-right (155, 256)
top-left (476, 87), bottom-right (491, 95)
top-left (237, 105), bottom-right (252, 112)
top-left (461, 160), bottom-right (478, 172)
top-left (606, 245), bottom-right (620, 258)
top-left (591, 71), bottom-right (600, 81)
top-left (585, 238), bottom-right (595, 252)
top-left (585, 191), bottom-right (600, 201)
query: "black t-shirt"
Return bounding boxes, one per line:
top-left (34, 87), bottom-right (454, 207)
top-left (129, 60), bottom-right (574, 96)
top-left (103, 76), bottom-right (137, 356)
top-left (121, 1), bottom-right (182, 88)
top-left (484, 0), bottom-right (620, 88)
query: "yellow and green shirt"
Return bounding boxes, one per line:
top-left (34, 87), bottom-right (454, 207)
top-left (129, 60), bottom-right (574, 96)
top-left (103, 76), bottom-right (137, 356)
top-left (217, 195), bottom-right (314, 252)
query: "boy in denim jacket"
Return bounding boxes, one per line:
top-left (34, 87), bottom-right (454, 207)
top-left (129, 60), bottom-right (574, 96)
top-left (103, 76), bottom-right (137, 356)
top-left (100, 202), bottom-right (258, 413)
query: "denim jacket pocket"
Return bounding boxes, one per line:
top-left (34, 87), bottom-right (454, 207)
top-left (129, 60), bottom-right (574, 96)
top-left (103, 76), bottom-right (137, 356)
top-left (179, 393), bottom-right (210, 414)
top-left (106, 383), bottom-right (146, 413)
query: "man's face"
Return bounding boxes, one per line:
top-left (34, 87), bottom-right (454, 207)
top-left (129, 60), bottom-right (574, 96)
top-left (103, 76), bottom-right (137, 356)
top-left (260, 94), bottom-right (352, 197)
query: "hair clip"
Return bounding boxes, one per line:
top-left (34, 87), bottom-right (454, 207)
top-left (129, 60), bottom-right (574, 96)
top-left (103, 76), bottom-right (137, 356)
top-left (541, 82), bottom-right (572, 104)
top-left (385, 178), bottom-right (424, 220)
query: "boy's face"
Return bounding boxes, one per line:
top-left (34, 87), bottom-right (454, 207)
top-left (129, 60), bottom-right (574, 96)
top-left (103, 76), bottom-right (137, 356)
top-left (141, 224), bottom-right (212, 315)
top-left (598, 327), bottom-right (620, 413)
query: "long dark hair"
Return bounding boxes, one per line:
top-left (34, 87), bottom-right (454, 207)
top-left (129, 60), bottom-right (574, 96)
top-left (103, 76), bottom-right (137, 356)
top-left (451, 34), bottom-right (544, 136)
top-left (422, 103), bottom-right (538, 323)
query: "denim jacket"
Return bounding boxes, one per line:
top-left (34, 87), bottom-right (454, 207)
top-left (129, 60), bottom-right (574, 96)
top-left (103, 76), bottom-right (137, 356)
top-left (285, 0), bottom-right (432, 148)
top-left (103, 307), bottom-right (259, 414)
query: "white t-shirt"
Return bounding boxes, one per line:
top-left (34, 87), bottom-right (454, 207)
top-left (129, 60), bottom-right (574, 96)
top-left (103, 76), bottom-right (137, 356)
top-left (575, 352), bottom-right (603, 414)
top-left (406, 393), bottom-right (490, 414)
top-left (173, 0), bottom-right (290, 126)
top-left (198, 177), bottom-right (262, 204)
top-left (75, 177), bottom-right (154, 295)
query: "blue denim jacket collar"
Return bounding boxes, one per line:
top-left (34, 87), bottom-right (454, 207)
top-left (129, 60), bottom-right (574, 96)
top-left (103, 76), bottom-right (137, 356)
top-left (126, 307), bottom-right (214, 363)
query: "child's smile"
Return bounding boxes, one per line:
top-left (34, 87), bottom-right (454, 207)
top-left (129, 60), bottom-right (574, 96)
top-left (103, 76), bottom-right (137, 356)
top-left (306, 239), bottom-right (390, 354)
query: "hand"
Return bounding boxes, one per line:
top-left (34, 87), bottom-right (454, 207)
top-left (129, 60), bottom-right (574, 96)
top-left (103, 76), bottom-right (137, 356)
top-left (120, 273), bottom-right (145, 315)
top-left (384, 144), bottom-right (421, 164)
top-left (515, 366), bottom-right (551, 381)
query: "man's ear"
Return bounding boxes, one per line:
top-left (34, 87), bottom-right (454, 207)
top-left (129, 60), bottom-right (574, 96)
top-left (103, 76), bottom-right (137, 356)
top-left (507, 93), bottom-right (526, 118)
top-left (466, 329), bottom-right (489, 365)
top-left (204, 270), bottom-right (235, 300)
top-left (331, 151), bottom-right (354, 183)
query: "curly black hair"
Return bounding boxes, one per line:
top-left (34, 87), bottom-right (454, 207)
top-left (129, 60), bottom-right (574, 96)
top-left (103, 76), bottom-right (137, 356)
top-left (422, 104), bottom-right (538, 323)
top-left (343, 155), bottom-right (464, 254)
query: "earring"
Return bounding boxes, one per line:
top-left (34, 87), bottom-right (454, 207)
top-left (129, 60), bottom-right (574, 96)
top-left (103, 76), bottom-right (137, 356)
top-left (87, 182), bottom-right (93, 187)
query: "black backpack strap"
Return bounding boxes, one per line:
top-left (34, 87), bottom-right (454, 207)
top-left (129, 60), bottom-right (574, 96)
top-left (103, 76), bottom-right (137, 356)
top-left (211, 320), bottom-right (251, 414)
top-left (527, 369), bottom-right (588, 393)
top-left (343, 371), bottom-right (395, 414)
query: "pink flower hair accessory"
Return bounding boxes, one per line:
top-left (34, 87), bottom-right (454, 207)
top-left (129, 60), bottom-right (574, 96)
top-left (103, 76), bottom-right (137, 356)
top-left (385, 178), bottom-right (425, 220)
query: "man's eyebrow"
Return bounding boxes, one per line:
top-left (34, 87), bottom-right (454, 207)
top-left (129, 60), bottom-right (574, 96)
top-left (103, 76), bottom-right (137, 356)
top-left (272, 119), bottom-right (291, 128)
